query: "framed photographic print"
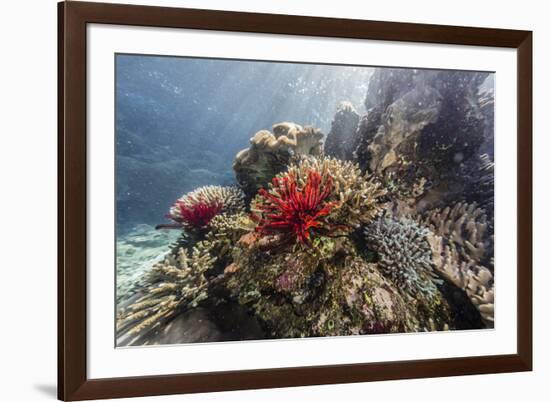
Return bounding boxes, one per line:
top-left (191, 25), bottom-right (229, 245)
top-left (58, 1), bottom-right (532, 400)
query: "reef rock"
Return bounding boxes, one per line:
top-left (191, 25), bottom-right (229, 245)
top-left (453, 153), bottom-right (495, 223)
top-left (478, 87), bottom-right (495, 158)
top-left (354, 68), bottom-right (492, 213)
top-left (324, 101), bottom-right (360, 160)
top-left (225, 235), bottom-right (454, 339)
top-left (117, 308), bottom-right (224, 346)
top-left (233, 122), bottom-right (323, 198)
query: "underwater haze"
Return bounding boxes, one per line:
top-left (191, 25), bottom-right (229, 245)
top-left (116, 55), bottom-right (373, 232)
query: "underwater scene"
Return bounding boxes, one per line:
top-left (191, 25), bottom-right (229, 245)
top-left (115, 54), bottom-right (495, 347)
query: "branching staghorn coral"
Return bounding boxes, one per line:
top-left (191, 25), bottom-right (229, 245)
top-left (233, 122), bottom-right (324, 197)
top-left (419, 202), bottom-right (494, 325)
top-left (158, 185), bottom-right (245, 231)
top-left (251, 156), bottom-right (386, 248)
top-left (116, 246), bottom-right (216, 346)
top-left (298, 157), bottom-right (387, 228)
top-left (195, 212), bottom-right (255, 271)
top-left (364, 217), bottom-right (442, 299)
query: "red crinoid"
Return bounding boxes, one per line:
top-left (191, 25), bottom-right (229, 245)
top-left (253, 169), bottom-right (339, 246)
top-left (173, 199), bottom-right (223, 229)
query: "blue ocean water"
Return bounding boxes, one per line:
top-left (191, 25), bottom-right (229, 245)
top-left (116, 55), bottom-right (373, 232)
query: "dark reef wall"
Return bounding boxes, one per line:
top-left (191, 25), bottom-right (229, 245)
top-left (327, 68), bottom-right (495, 221)
top-left (324, 101), bottom-right (360, 160)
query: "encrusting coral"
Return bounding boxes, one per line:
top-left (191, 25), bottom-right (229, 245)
top-left (116, 246), bottom-right (216, 346)
top-left (233, 122), bottom-right (324, 198)
top-left (364, 217), bottom-right (442, 299)
top-left (418, 202), bottom-right (495, 325)
top-left (251, 156), bottom-right (387, 248)
top-left (157, 185), bottom-right (245, 231)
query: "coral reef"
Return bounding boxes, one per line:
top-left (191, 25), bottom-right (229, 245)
top-left (117, 67), bottom-right (496, 346)
top-left (233, 122), bottom-right (323, 198)
top-left (251, 156), bottom-right (386, 248)
top-left (364, 217), bottom-right (442, 299)
top-left (324, 101), bottom-right (360, 160)
top-left (453, 153), bottom-right (495, 223)
top-left (224, 236), bottom-right (453, 338)
top-left (160, 185), bottom-right (245, 231)
top-left (195, 212), bottom-right (255, 275)
top-left (253, 170), bottom-right (338, 246)
top-left (354, 69), bottom-right (493, 214)
top-left (419, 202), bottom-right (494, 325)
top-left (116, 246), bottom-right (216, 346)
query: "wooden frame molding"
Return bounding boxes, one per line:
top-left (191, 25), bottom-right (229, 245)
top-left (58, 1), bottom-right (532, 400)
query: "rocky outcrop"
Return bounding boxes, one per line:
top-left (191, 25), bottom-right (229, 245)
top-left (354, 68), bottom-right (493, 214)
top-left (233, 122), bottom-right (323, 198)
top-left (116, 224), bottom-right (180, 303)
top-left (324, 102), bottom-right (360, 160)
top-left (225, 238), bottom-right (454, 338)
